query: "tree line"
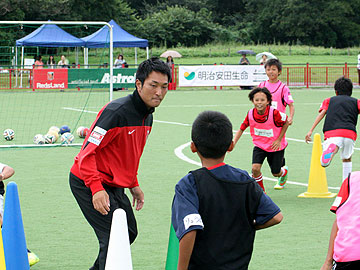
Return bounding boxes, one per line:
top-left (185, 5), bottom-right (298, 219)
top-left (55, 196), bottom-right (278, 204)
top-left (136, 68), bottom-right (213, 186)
top-left (0, 0), bottom-right (359, 48)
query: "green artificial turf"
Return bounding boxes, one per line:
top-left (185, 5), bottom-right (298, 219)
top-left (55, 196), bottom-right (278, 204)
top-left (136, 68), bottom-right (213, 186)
top-left (2, 87), bottom-right (359, 269)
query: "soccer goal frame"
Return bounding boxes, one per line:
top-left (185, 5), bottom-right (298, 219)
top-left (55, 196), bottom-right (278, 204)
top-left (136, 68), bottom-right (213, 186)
top-left (0, 21), bottom-right (113, 148)
top-left (0, 20), bottom-right (115, 101)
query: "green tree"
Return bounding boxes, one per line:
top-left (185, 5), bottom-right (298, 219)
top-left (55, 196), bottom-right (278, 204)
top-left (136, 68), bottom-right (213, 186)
top-left (322, 0), bottom-right (360, 47)
top-left (244, 0), bottom-right (360, 48)
top-left (69, 0), bottom-right (137, 29)
top-left (0, 1), bottom-right (26, 44)
top-left (137, 5), bottom-right (220, 47)
top-left (0, 0), bottom-right (139, 45)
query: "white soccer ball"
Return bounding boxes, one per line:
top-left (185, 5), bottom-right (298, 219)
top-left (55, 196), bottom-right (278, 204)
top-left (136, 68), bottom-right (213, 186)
top-left (33, 134), bottom-right (46, 145)
top-left (44, 133), bottom-right (56, 144)
top-left (3, 129), bottom-right (15, 141)
top-left (48, 126), bottom-right (60, 135)
top-left (47, 130), bottom-right (59, 142)
top-left (61, 132), bottom-right (74, 145)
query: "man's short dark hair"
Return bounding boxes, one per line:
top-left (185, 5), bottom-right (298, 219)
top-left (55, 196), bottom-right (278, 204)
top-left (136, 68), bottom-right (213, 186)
top-left (136, 57), bottom-right (171, 88)
top-left (191, 111), bottom-right (233, 159)
top-left (334, 76), bottom-right (353, 96)
top-left (248, 87), bottom-right (272, 106)
top-left (264, 58), bottom-right (282, 72)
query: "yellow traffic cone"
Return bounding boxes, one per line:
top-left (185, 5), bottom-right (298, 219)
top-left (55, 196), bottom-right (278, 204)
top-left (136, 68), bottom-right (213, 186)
top-left (298, 133), bottom-right (337, 198)
top-left (0, 227), bottom-right (6, 269)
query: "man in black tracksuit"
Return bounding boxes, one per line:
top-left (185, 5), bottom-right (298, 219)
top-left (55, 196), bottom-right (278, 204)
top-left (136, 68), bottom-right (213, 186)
top-left (69, 57), bottom-right (171, 270)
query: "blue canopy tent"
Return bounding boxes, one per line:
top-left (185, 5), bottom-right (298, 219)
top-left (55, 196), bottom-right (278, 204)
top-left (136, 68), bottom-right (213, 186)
top-left (16, 22), bottom-right (85, 69)
top-left (81, 20), bottom-right (149, 65)
top-left (15, 22), bottom-right (86, 87)
top-left (16, 23), bottom-right (85, 47)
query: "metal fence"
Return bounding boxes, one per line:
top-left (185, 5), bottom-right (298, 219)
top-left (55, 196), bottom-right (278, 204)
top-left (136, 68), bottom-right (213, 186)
top-left (0, 69), bottom-right (32, 89)
top-left (0, 63), bottom-right (358, 90)
top-left (173, 63), bottom-right (358, 89)
top-left (276, 63), bottom-right (358, 88)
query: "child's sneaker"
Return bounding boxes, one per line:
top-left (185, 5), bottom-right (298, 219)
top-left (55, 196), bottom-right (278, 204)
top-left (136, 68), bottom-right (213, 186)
top-left (274, 166), bottom-right (288, 190)
top-left (321, 143), bottom-right (337, 167)
top-left (28, 250), bottom-right (40, 266)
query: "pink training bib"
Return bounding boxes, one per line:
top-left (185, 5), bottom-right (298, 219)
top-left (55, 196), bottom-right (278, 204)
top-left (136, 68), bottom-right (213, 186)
top-left (332, 171), bottom-right (360, 262)
top-left (248, 106), bottom-right (287, 152)
top-left (258, 80), bottom-right (293, 114)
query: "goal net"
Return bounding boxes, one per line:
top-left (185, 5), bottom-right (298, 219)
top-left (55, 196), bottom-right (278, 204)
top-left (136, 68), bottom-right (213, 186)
top-left (0, 21), bottom-right (136, 148)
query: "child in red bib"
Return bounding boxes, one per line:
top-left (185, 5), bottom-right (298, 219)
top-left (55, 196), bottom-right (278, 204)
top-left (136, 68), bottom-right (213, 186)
top-left (234, 87), bottom-right (290, 192)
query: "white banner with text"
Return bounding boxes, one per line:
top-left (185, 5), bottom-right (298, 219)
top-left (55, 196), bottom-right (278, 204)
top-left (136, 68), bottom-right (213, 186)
top-left (179, 65), bottom-right (267, 87)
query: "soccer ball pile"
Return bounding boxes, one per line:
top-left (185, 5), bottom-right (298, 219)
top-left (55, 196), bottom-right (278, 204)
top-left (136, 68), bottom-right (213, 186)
top-left (32, 125), bottom-right (89, 145)
top-left (33, 126), bottom-right (60, 145)
top-left (32, 125), bottom-right (64, 145)
top-left (3, 129), bottom-right (15, 141)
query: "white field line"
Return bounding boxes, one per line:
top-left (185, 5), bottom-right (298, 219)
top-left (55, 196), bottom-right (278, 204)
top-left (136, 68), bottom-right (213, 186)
top-left (61, 105), bottom-right (359, 151)
top-left (0, 143), bottom-right (83, 148)
top-left (63, 101), bottom-right (321, 111)
top-left (61, 106), bottom-right (346, 190)
top-left (62, 107), bottom-right (98, 114)
top-left (174, 142), bottom-right (340, 190)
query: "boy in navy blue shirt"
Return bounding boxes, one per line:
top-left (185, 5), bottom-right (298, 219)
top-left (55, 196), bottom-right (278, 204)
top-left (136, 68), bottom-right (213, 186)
top-left (172, 111), bottom-right (283, 270)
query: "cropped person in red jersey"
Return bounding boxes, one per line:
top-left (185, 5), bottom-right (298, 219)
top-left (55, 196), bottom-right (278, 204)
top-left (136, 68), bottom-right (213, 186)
top-left (69, 57), bottom-right (171, 270)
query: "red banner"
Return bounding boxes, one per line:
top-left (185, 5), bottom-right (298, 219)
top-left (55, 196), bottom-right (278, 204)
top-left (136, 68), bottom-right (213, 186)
top-left (33, 69), bottom-right (68, 89)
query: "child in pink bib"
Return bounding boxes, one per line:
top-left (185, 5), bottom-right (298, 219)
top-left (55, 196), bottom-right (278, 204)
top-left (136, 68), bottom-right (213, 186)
top-left (234, 87), bottom-right (289, 192)
top-left (321, 171), bottom-right (360, 269)
top-left (258, 59), bottom-right (294, 124)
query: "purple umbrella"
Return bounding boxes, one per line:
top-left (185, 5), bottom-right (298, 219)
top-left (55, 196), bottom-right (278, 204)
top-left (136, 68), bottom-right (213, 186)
top-left (237, 49), bottom-right (255, 55)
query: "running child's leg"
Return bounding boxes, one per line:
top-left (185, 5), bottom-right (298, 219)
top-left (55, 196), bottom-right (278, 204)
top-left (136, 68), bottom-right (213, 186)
top-left (321, 139), bottom-right (339, 167)
top-left (343, 159), bottom-right (352, 182)
top-left (252, 163), bottom-right (265, 192)
top-left (252, 147), bottom-right (267, 192)
top-left (266, 149), bottom-right (288, 190)
top-left (338, 138), bottom-right (355, 181)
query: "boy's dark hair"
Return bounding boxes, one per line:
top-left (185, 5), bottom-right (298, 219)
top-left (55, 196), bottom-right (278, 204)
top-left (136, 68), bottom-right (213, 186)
top-left (334, 76), bottom-right (353, 96)
top-left (136, 57), bottom-right (172, 87)
top-left (192, 111), bottom-right (233, 159)
top-left (248, 87), bottom-right (272, 106)
top-left (264, 58), bottom-right (282, 71)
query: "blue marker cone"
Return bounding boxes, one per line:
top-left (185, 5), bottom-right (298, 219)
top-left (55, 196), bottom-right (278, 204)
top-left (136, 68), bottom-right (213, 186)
top-left (2, 182), bottom-right (29, 270)
top-left (165, 224), bottom-right (179, 270)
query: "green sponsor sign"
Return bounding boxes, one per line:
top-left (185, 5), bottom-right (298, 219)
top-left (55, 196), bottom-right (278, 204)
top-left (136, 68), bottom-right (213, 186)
top-left (68, 68), bottom-right (137, 89)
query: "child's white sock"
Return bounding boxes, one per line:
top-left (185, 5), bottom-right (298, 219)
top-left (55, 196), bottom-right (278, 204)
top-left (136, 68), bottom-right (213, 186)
top-left (342, 162), bottom-right (352, 182)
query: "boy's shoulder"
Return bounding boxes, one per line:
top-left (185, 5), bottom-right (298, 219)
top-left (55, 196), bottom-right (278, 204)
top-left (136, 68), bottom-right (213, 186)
top-left (330, 95), bottom-right (358, 103)
top-left (177, 171), bottom-right (195, 185)
top-left (225, 164), bottom-right (253, 178)
top-left (278, 80), bottom-right (290, 90)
